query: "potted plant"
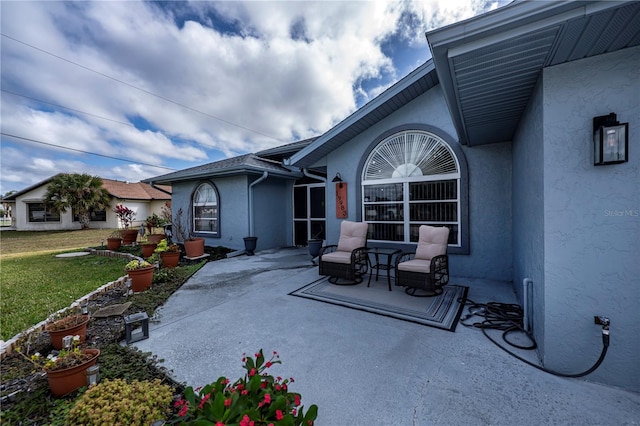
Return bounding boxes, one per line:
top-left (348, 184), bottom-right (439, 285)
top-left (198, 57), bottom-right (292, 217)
top-left (154, 239), bottom-right (181, 268)
top-left (243, 236), bottom-right (258, 256)
top-left (106, 230), bottom-right (123, 251)
top-left (22, 335), bottom-right (100, 397)
top-left (144, 213), bottom-right (167, 244)
top-left (125, 259), bottom-right (155, 293)
top-left (46, 313), bottom-right (90, 350)
top-left (113, 204), bottom-right (138, 244)
top-left (173, 208), bottom-right (205, 258)
top-left (307, 227), bottom-right (324, 263)
top-left (140, 236), bottom-right (158, 258)
top-left (171, 349), bottom-right (317, 425)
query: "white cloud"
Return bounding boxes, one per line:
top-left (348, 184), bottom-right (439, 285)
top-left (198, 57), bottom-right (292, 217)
top-left (1, 0), bottom-right (505, 194)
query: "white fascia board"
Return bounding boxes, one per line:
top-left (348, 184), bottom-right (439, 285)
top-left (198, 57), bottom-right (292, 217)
top-left (287, 61), bottom-right (436, 167)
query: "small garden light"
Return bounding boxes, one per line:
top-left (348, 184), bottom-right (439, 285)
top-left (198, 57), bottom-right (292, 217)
top-left (62, 335), bottom-right (73, 350)
top-left (86, 365), bottom-right (100, 386)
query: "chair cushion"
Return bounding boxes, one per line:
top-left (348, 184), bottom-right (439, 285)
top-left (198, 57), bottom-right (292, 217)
top-left (397, 259), bottom-right (432, 273)
top-left (321, 250), bottom-right (353, 265)
top-left (415, 225), bottom-right (449, 261)
top-left (336, 221), bottom-right (368, 252)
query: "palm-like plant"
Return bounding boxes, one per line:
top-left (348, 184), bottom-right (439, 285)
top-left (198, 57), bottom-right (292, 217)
top-left (44, 173), bottom-right (111, 229)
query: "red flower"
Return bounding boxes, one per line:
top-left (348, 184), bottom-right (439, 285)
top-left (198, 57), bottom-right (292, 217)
top-left (224, 398), bottom-right (232, 407)
top-left (263, 394), bottom-right (271, 404)
top-left (215, 422), bottom-right (225, 426)
top-left (265, 361), bottom-right (273, 368)
top-left (276, 410), bottom-right (284, 421)
top-left (292, 408), bottom-right (297, 416)
top-left (261, 381), bottom-right (267, 389)
top-left (240, 415), bottom-right (255, 426)
top-left (249, 368), bottom-right (257, 377)
top-left (275, 384), bottom-right (281, 391)
top-left (178, 404), bottom-right (188, 417)
top-left (294, 394), bottom-right (301, 406)
top-left (199, 393), bottom-right (211, 409)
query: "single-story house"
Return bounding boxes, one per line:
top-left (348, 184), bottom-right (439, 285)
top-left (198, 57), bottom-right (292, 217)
top-left (146, 1), bottom-right (639, 393)
top-left (3, 175), bottom-right (171, 231)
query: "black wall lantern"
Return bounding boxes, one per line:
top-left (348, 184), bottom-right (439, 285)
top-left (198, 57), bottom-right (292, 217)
top-left (332, 172), bottom-right (344, 188)
top-left (593, 113), bottom-right (628, 165)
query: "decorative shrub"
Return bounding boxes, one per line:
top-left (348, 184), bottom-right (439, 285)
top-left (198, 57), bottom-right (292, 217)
top-left (66, 378), bottom-right (173, 425)
top-left (171, 349), bottom-right (318, 425)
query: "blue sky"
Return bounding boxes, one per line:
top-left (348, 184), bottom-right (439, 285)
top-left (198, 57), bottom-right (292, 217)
top-left (1, 1), bottom-right (507, 195)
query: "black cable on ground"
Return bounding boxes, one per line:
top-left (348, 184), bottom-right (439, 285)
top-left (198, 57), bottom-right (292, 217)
top-left (459, 298), bottom-right (610, 378)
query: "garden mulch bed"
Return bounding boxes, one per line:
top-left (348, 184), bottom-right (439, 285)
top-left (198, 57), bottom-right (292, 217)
top-left (0, 245), bottom-right (233, 425)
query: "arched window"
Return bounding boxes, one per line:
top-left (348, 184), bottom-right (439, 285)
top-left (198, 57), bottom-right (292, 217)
top-left (192, 182), bottom-right (219, 235)
top-left (362, 130), bottom-right (461, 246)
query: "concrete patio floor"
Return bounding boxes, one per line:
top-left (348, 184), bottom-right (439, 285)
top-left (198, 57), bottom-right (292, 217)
top-left (132, 247), bottom-right (639, 425)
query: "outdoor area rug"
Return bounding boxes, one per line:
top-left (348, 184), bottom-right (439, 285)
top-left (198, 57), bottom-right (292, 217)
top-left (289, 277), bottom-right (468, 332)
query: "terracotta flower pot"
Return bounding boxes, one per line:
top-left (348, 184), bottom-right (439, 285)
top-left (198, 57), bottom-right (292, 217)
top-left (122, 229), bottom-right (139, 245)
top-left (141, 243), bottom-right (157, 258)
top-left (184, 238), bottom-right (205, 258)
top-left (46, 315), bottom-right (90, 350)
top-left (106, 237), bottom-right (122, 251)
top-left (160, 251), bottom-right (180, 268)
top-left (46, 348), bottom-right (100, 397)
top-left (127, 266), bottom-right (155, 293)
top-left (147, 234), bottom-right (165, 244)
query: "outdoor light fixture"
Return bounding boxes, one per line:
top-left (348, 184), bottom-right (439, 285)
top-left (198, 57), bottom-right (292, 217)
top-left (332, 172), bottom-right (344, 188)
top-left (80, 302), bottom-right (89, 316)
top-left (124, 312), bottom-right (150, 344)
top-left (593, 113), bottom-right (629, 165)
top-left (86, 365), bottom-right (100, 386)
top-left (62, 335), bottom-right (73, 350)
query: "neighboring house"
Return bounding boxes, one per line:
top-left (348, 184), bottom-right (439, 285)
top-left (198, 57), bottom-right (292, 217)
top-left (3, 176), bottom-right (171, 231)
top-left (147, 1), bottom-right (639, 392)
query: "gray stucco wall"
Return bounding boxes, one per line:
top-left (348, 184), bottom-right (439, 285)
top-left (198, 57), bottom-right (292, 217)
top-left (323, 85), bottom-right (513, 281)
top-left (171, 176), bottom-right (249, 252)
top-left (172, 175), bottom-right (296, 253)
top-left (542, 46), bottom-right (640, 392)
top-left (512, 78), bottom-right (546, 355)
top-left (252, 178), bottom-right (295, 251)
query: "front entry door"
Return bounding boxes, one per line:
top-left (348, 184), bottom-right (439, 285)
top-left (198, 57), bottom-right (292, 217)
top-left (293, 182), bottom-right (325, 246)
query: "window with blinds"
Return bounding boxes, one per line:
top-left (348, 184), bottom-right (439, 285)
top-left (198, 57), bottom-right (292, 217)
top-left (362, 130), bottom-right (460, 245)
top-left (193, 182), bottom-right (219, 235)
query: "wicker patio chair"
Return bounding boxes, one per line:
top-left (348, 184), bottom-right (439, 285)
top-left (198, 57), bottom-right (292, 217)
top-left (395, 225), bottom-right (450, 297)
top-left (318, 220), bottom-right (369, 285)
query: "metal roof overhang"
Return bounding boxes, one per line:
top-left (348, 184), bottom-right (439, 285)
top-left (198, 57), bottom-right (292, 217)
top-left (287, 60), bottom-right (439, 168)
top-left (426, 1), bottom-right (640, 146)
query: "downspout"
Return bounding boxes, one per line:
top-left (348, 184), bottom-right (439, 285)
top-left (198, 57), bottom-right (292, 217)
top-left (302, 168), bottom-right (327, 182)
top-left (522, 278), bottom-right (534, 333)
top-left (248, 172), bottom-right (268, 236)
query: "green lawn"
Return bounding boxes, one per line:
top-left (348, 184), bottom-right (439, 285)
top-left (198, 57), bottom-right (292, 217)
top-left (1, 252), bottom-right (128, 341)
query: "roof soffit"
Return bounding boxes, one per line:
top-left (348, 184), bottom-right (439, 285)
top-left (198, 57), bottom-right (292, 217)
top-left (427, 1), bottom-right (640, 146)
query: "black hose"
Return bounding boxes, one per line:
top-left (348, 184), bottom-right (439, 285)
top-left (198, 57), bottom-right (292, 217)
top-left (459, 298), bottom-right (609, 378)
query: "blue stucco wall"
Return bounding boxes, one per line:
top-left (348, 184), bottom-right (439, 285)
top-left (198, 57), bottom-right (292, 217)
top-left (512, 78), bottom-right (546, 355)
top-left (172, 175), bottom-right (295, 253)
top-left (171, 176), bottom-right (249, 252)
top-left (323, 85), bottom-right (513, 281)
top-left (542, 46), bottom-right (640, 392)
top-left (252, 178), bottom-right (295, 251)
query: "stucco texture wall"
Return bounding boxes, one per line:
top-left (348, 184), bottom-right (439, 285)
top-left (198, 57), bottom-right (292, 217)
top-left (512, 77), bottom-right (546, 353)
top-left (542, 46), bottom-right (640, 392)
top-left (252, 178), bottom-right (295, 251)
top-left (324, 86), bottom-right (513, 281)
top-left (171, 177), bottom-right (249, 252)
